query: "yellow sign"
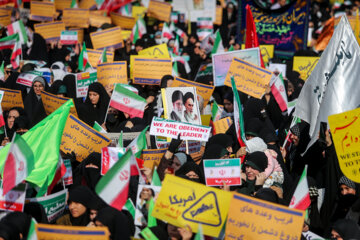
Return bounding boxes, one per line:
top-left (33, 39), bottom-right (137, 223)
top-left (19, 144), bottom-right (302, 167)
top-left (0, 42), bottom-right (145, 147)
top-left (34, 21), bottom-right (65, 43)
top-left (172, 77), bottom-right (214, 110)
top-left (214, 6), bottom-right (223, 25)
top-left (61, 114), bottom-right (111, 161)
top-left (87, 48), bottom-right (114, 68)
top-left (0, 88), bottom-right (24, 111)
top-left (41, 91), bottom-right (78, 117)
top-left (30, 1), bottom-right (56, 22)
top-left (90, 26), bottom-right (123, 50)
top-left (224, 57), bottom-right (272, 99)
top-left (141, 148), bottom-right (167, 169)
top-left (63, 8), bottom-right (89, 28)
top-left (132, 6), bottom-right (147, 20)
top-left (97, 62), bottom-right (128, 89)
top-left (241, 44), bottom-right (274, 65)
top-left (328, 108), bottom-right (360, 183)
top-left (36, 224), bottom-right (109, 240)
top-left (110, 12), bottom-right (136, 29)
top-left (213, 117), bottom-right (232, 134)
top-left (147, 0), bottom-right (171, 22)
top-left (138, 43), bottom-right (170, 58)
top-left (293, 56), bottom-right (319, 81)
top-left (90, 14), bottom-right (111, 28)
top-left (0, 7), bottom-right (12, 16)
top-left (201, 114), bottom-right (211, 127)
top-left (54, 0), bottom-right (72, 10)
top-left (121, 30), bottom-right (132, 40)
top-left (225, 193), bottom-right (304, 240)
top-left (131, 56), bottom-right (172, 85)
top-left (152, 174), bottom-right (232, 237)
top-left (79, 0), bottom-right (97, 9)
top-left (0, 14), bottom-right (10, 27)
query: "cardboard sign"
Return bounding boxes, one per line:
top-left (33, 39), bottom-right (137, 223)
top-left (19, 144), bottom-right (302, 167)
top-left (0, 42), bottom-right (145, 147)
top-left (36, 224), bottom-right (109, 240)
top-left (147, 0), bottom-right (171, 22)
top-left (203, 159), bottom-right (241, 186)
top-left (41, 91), bottom-right (78, 116)
top-left (90, 26), bottom-right (123, 50)
top-left (54, 0), bottom-right (72, 10)
top-left (60, 114), bottom-right (111, 161)
top-left (97, 62), bottom-right (128, 88)
top-left (225, 193), bottom-right (304, 240)
top-left (213, 5), bottom-right (222, 25)
top-left (63, 8), bottom-right (89, 28)
top-left (268, 63), bottom-right (286, 78)
top-left (74, 71), bottom-right (98, 98)
top-left (152, 174), bottom-right (232, 237)
top-left (79, 0), bottom-right (97, 9)
top-left (30, 1), bottom-right (56, 22)
top-left (293, 56), bottom-right (320, 81)
top-left (213, 117), bottom-right (232, 134)
top-left (89, 14), bottom-right (111, 28)
top-left (34, 21), bottom-right (65, 42)
top-left (138, 43), bottom-right (170, 58)
top-left (0, 14), bottom-right (10, 27)
top-left (150, 117), bottom-right (211, 142)
top-left (0, 88), bottom-right (24, 111)
top-left (101, 147), bottom-right (126, 175)
top-left (328, 108), bottom-right (360, 183)
top-left (0, 182), bottom-right (26, 212)
top-left (135, 185), bottom-right (162, 226)
top-left (63, 159), bottom-right (73, 185)
top-left (131, 56), bottom-right (172, 85)
top-left (28, 189), bottom-right (67, 222)
top-left (121, 30), bottom-right (132, 40)
top-left (132, 6), bottom-right (147, 20)
top-left (172, 77), bottom-right (215, 110)
top-left (141, 148), bottom-right (167, 169)
top-left (224, 57), bottom-right (272, 99)
top-left (241, 44), bottom-right (275, 66)
top-left (110, 12), bottom-right (136, 29)
top-left (156, 139), bottom-right (201, 155)
top-left (69, 28), bottom-right (84, 43)
top-left (87, 48), bottom-right (114, 68)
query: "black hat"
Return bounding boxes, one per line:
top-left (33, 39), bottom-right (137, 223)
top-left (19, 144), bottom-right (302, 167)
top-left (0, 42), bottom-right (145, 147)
top-left (245, 151), bottom-right (268, 172)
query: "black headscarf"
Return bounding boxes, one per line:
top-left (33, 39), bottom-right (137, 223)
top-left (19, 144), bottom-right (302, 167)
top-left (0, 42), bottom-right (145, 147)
top-left (255, 188), bottom-right (280, 204)
top-left (332, 219), bottom-right (360, 239)
top-left (24, 202), bottom-right (49, 224)
top-left (95, 207), bottom-right (131, 240)
top-left (0, 212), bottom-right (31, 239)
top-left (0, 222), bottom-right (20, 240)
top-left (67, 185), bottom-right (95, 226)
top-left (49, 80), bottom-right (67, 96)
top-left (27, 33), bottom-right (49, 62)
top-left (206, 134), bottom-right (233, 151)
top-left (72, 152), bottom-right (102, 190)
top-left (175, 161), bottom-right (205, 184)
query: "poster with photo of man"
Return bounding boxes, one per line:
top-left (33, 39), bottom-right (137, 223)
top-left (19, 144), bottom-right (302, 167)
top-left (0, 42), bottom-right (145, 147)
top-left (162, 87), bottom-right (202, 125)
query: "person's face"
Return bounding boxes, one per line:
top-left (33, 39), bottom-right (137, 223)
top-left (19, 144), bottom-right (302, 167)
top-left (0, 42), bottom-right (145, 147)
top-left (167, 80), bottom-right (173, 88)
top-left (186, 170), bottom-right (199, 179)
top-left (171, 156), bottom-right (182, 171)
top-left (223, 99), bottom-right (233, 113)
top-left (331, 229), bottom-right (343, 240)
top-left (33, 81), bottom-right (44, 96)
top-left (69, 201), bottom-right (87, 218)
top-left (287, 82), bottom-right (294, 97)
top-left (184, 98), bottom-right (194, 113)
top-left (173, 99), bottom-right (183, 112)
top-left (290, 134), bottom-right (299, 146)
top-left (89, 209), bottom-right (98, 221)
top-left (135, 45), bottom-right (143, 52)
top-left (7, 109), bottom-right (20, 129)
top-left (245, 165), bottom-right (260, 181)
top-left (140, 187), bottom-right (152, 200)
top-left (89, 91), bottom-right (100, 105)
top-left (340, 184), bottom-right (356, 196)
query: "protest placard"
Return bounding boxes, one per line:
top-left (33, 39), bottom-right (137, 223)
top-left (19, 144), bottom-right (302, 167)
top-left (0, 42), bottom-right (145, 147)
top-left (131, 56), bottom-right (172, 85)
top-left (90, 26), bottom-right (123, 50)
top-left (172, 77), bottom-right (214, 111)
top-left (224, 57), bottom-right (272, 99)
top-left (138, 43), bottom-right (170, 58)
top-left (0, 182), bottom-right (26, 212)
top-left (87, 48), bottom-right (114, 68)
top-left (16, 69), bottom-right (51, 87)
top-left (36, 224), bottom-right (109, 240)
top-left (54, 0), bottom-right (72, 10)
top-left (41, 91), bottom-right (78, 116)
top-left (30, 1), bottom-right (56, 22)
top-left (135, 185), bottom-right (162, 226)
top-left (0, 88), bottom-right (24, 111)
top-left (60, 30), bottom-right (78, 45)
top-left (101, 147), bottom-right (126, 175)
top-left (152, 174), bottom-right (232, 237)
top-left (0, 14), bottom-right (10, 27)
top-left (62, 8), bottom-right (89, 28)
top-left (34, 21), bottom-right (65, 42)
top-left (293, 56), bottom-right (320, 81)
top-left (268, 63), bottom-right (286, 77)
top-left (63, 159), bottom-right (73, 185)
top-left (28, 189), bottom-right (67, 222)
top-left (213, 117), bottom-right (232, 134)
top-left (150, 117), bottom-right (211, 142)
top-left (60, 114), bottom-right (111, 161)
top-left (74, 71), bottom-right (98, 98)
top-left (212, 48), bottom-right (261, 86)
top-left (141, 148), bottom-right (167, 169)
top-left (156, 139), bottom-right (201, 154)
top-left (69, 28), bottom-right (84, 43)
top-left (121, 30), bottom-right (132, 40)
top-left (79, 0), bottom-right (97, 9)
top-left (328, 108), bottom-right (360, 183)
top-left (110, 12), bottom-right (136, 29)
top-left (213, 6), bottom-right (222, 25)
top-left (132, 6), bottom-right (147, 19)
top-left (241, 44), bottom-right (274, 66)
top-left (203, 158), bottom-right (241, 186)
top-left (225, 193), bottom-right (305, 240)
top-left (89, 14), bottom-right (111, 28)
top-left (97, 62), bottom-right (128, 88)
top-left (147, 0), bottom-right (172, 22)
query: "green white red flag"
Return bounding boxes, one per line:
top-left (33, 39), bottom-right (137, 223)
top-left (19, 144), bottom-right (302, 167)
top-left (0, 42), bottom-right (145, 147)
top-left (211, 101), bottom-right (223, 122)
top-left (131, 17), bottom-right (147, 44)
top-left (98, 47), bottom-right (107, 65)
top-left (270, 73), bottom-right (288, 112)
top-left (0, 61), bottom-right (4, 82)
top-left (289, 165), bottom-right (311, 210)
top-left (78, 42), bottom-right (92, 72)
top-left (6, 20), bottom-right (28, 45)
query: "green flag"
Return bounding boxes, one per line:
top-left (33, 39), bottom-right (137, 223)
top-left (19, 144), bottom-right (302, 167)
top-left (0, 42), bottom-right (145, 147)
top-left (147, 197), bottom-right (157, 227)
top-left (151, 167), bottom-right (161, 187)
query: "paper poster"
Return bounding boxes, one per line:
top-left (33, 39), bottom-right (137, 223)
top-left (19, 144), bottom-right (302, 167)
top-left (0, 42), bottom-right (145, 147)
top-left (150, 117), bottom-right (211, 142)
top-left (213, 6), bottom-right (222, 25)
top-left (138, 43), bottom-right (170, 58)
top-left (172, 77), bottom-right (214, 111)
top-left (30, 1), bottom-right (56, 22)
top-left (147, 0), bottom-right (172, 22)
top-left (132, 6), bottom-right (147, 20)
top-left (135, 185), bottom-right (162, 226)
top-left (241, 44), bottom-right (274, 66)
top-left (224, 57), bottom-right (272, 99)
top-left (0, 182), bottom-right (26, 212)
top-left (34, 21), bottom-right (65, 42)
top-left (63, 8), bottom-right (90, 28)
top-left (268, 63), bottom-right (286, 78)
top-left (141, 148), bottom-right (167, 169)
top-left (121, 30), bottom-right (132, 40)
top-left (293, 56), bottom-right (320, 81)
top-left (90, 26), bottom-right (123, 50)
top-left (328, 108), bottom-right (360, 183)
top-left (131, 56), bottom-right (172, 85)
top-left (63, 159), bottom-right (73, 185)
top-left (87, 48), bottom-right (114, 68)
top-left (79, 0), bottom-right (97, 9)
top-left (89, 14), bottom-right (111, 28)
top-left (0, 88), bottom-right (24, 111)
top-left (0, 14), bottom-right (10, 27)
top-left (41, 91), bottom-right (78, 116)
top-left (54, 0), bottom-right (72, 10)
top-left (36, 224), bottom-right (109, 240)
top-left (60, 30), bottom-right (78, 45)
top-left (152, 174), bottom-right (232, 237)
top-left (28, 189), bottom-right (68, 223)
top-left (97, 62), bottom-right (128, 89)
top-left (213, 117), bottom-right (232, 134)
top-left (110, 12), bottom-right (136, 29)
top-left (60, 114), bottom-right (111, 161)
top-left (203, 158), bottom-right (241, 186)
top-left (212, 48), bottom-right (261, 86)
top-left (17, 68), bottom-right (51, 87)
top-left (74, 71), bottom-right (98, 98)
top-left (162, 87), bottom-right (202, 125)
top-left (225, 193), bottom-right (305, 240)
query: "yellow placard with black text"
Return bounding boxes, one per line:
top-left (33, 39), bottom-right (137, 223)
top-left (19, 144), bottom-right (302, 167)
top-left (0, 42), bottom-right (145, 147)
top-left (54, 0), bottom-right (72, 10)
top-left (110, 12), bottom-right (136, 29)
top-left (63, 8), bottom-right (89, 28)
top-left (69, 28), bottom-right (84, 43)
top-left (34, 21), bottom-right (65, 42)
top-left (141, 148), bottom-right (167, 169)
top-left (36, 224), bottom-right (109, 240)
top-left (90, 14), bottom-right (111, 28)
top-left (131, 56), bottom-right (172, 85)
top-left (214, 6), bottom-right (223, 25)
top-left (30, 1), bottom-right (56, 22)
top-left (90, 26), bottom-right (123, 50)
top-left (41, 91), bottom-right (78, 117)
top-left (147, 0), bottom-right (171, 22)
top-left (0, 14), bottom-right (10, 27)
top-left (87, 48), bottom-right (114, 68)
top-left (0, 88), bottom-right (24, 111)
top-left (213, 117), bottom-right (232, 134)
top-left (132, 6), bottom-right (147, 20)
top-left (293, 56), bottom-right (320, 81)
top-left (138, 43), bottom-right (170, 58)
top-left (97, 62), bottom-right (128, 89)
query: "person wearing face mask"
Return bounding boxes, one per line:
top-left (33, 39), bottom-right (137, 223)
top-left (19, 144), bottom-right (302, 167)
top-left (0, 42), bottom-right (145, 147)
top-left (104, 107), bottom-right (127, 132)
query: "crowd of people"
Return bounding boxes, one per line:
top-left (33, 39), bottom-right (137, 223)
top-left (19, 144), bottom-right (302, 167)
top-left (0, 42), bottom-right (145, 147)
top-left (0, 0), bottom-right (360, 239)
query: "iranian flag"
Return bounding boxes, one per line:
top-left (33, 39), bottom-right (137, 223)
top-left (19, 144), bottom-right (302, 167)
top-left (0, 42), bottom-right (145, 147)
top-left (130, 17), bottom-right (147, 44)
top-left (78, 42), bottom-right (92, 72)
top-left (289, 165), bottom-right (311, 210)
top-left (98, 47), bottom-right (107, 65)
top-left (101, 146), bottom-right (126, 175)
top-left (172, 61), bottom-right (179, 77)
top-left (0, 90), bottom-right (5, 128)
top-left (175, 27), bottom-right (186, 38)
top-left (127, 126), bottom-right (148, 158)
top-left (95, 149), bottom-right (132, 211)
top-left (6, 20), bottom-right (28, 45)
top-left (211, 101), bottom-right (223, 122)
top-left (123, 198), bottom-right (135, 218)
top-left (60, 31), bottom-right (78, 45)
top-left (162, 22), bottom-right (173, 41)
top-left (2, 134), bottom-right (34, 196)
top-left (109, 83), bottom-right (147, 118)
top-left (71, 0), bottom-right (78, 8)
top-left (0, 61), bottom-right (4, 82)
top-left (10, 34), bottom-right (22, 69)
top-left (270, 73), bottom-right (288, 112)
top-left (93, 121), bottom-right (107, 133)
top-left (173, 35), bottom-right (180, 55)
top-left (0, 33), bottom-right (18, 50)
top-left (46, 157), bottom-right (66, 195)
top-left (169, 21), bottom-right (176, 32)
top-left (211, 30), bottom-right (224, 54)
